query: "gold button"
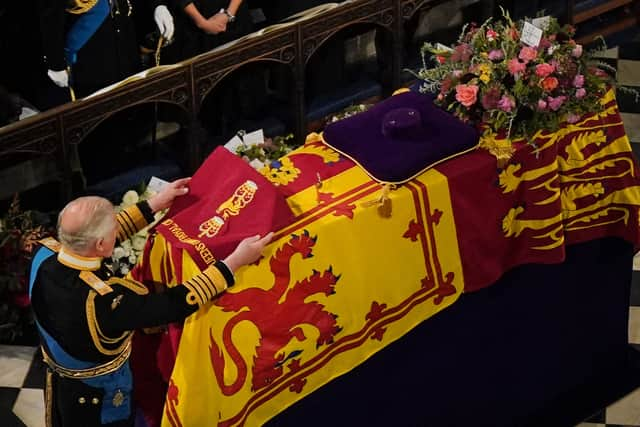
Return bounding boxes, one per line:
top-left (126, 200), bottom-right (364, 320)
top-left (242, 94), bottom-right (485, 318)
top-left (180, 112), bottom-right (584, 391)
top-left (78, 397), bottom-right (86, 404)
top-left (91, 397), bottom-right (100, 405)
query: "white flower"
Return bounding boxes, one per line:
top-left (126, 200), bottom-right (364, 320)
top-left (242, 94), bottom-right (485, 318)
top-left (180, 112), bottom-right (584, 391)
top-left (132, 235), bottom-right (147, 251)
top-left (113, 246), bottom-right (126, 259)
top-left (249, 159), bottom-right (265, 170)
top-left (141, 189), bottom-right (157, 199)
top-left (122, 190), bottom-right (139, 207)
top-left (120, 265), bottom-right (130, 275)
top-left (128, 254), bottom-right (138, 264)
top-left (121, 240), bottom-right (132, 251)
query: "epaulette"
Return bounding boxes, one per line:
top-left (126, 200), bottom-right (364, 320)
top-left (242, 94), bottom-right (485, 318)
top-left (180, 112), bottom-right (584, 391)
top-left (79, 271), bottom-right (114, 296)
top-left (39, 237), bottom-right (61, 253)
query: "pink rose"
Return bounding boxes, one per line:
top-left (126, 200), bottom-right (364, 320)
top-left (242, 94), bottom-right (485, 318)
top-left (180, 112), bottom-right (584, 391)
top-left (572, 44), bottom-right (583, 57)
top-left (488, 49), bottom-right (504, 61)
top-left (486, 29), bottom-right (498, 41)
top-left (573, 74), bottom-right (584, 88)
top-left (547, 95), bottom-right (567, 111)
top-left (537, 99), bottom-right (548, 111)
top-left (498, 95), bottom-right (516, 112)
top-left (535, 63), bottom-right (555, 78)
top-left (575, 88), bottom-right (586, 99)
top-left (567, 113), bottom-right (580, 123)
top-left (508, 58), bottom-right (526, 76)
top-left (455, 84), bottom-right (479, 107)
top-left (518, 46), bottom-right (538, 63)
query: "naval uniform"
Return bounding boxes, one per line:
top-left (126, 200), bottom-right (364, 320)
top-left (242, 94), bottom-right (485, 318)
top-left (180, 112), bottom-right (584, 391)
top-left (29, 201), bottom-right (234, 427)
top-left (37, 0), bottom-right (167, 99)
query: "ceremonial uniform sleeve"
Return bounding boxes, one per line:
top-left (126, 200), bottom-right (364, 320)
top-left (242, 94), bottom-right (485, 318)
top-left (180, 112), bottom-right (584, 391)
top-left (36, 0), bottom-right (67, 71)
top-left (90, 260), bottom-right (234, 336)
top-left (116, 201), bottom-right (156, 243)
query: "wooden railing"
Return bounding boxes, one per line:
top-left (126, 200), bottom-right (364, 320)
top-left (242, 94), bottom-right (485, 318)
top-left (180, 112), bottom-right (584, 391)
top-left (0, 0), bottom-right (449, 206)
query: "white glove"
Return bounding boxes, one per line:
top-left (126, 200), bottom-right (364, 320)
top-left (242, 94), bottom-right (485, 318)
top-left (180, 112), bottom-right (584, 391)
top-left (47, 69), bottom-right (69, 88)
top-left (154, 5), bottom-right (175, 40)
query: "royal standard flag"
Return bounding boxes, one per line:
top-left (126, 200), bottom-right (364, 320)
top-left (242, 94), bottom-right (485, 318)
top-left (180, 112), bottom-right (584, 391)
top-left (138, 136), bottom-right (465, 427)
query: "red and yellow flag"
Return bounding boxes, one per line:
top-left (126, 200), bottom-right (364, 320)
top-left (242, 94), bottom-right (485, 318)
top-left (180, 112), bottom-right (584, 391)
top-left (141, 137), bottom-right (465, 427)
top-left (131, 89), bottom-right (640, 427)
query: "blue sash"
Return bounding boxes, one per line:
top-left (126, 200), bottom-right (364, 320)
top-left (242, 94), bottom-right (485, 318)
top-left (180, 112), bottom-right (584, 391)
top-left (65, 0), bottom-right (110, 65)
top-left (29, 246), bottom-right (132, 424)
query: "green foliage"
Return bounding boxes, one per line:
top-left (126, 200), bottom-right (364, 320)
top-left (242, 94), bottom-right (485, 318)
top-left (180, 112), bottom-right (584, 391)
top-left (0, 195), bottom-right (55, 343)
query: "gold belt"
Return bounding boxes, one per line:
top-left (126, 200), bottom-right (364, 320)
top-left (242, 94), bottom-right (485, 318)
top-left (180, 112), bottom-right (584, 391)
top-left (41, 339), bottom-right (131, 379)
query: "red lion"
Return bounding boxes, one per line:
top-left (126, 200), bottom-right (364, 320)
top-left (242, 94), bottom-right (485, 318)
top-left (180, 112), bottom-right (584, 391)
top-left (209, 231), bottom-right (341, 394)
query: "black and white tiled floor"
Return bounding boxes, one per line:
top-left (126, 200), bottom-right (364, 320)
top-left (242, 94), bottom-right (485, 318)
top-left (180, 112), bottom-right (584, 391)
top-left (0, 36), bottom-right (639, 427)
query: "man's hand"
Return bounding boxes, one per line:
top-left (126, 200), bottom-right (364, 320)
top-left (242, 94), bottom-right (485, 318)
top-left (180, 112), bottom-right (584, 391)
top-left (223, 233), bottom-right (274, 273)
top-left (201, 13), bottom-right (227, 34)
top-left (47, 69), bottom-right (69, 88)
top-left (154, 5), bottom-right (175, 40)
top-left (147, 177), bottom-right (191, 213)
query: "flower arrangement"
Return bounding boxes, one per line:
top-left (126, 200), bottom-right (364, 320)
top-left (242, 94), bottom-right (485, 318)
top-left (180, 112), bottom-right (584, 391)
top-left (234, 103), bottom-right (372, 170)
top-left (327, 103), bottom-right (372, 124)
top-left (108, 186), bottom-right (164, 277)
top-left (417, 10), bottom-right (618, 141)
top-left (0, 195), bottom-right (55, 342)
top-left (236, 133), bottom-right (298, 169)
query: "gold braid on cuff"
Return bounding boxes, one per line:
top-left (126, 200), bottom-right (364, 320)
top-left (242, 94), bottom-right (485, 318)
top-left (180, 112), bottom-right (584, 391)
top-left (183, 265), bottom-right (229, 306)
top-left (116, 205), bottom-right (147, 242)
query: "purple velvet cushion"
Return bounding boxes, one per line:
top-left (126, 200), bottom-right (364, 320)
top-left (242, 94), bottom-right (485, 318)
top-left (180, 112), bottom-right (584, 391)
top-left (323, 91), bottom-right (479, 183)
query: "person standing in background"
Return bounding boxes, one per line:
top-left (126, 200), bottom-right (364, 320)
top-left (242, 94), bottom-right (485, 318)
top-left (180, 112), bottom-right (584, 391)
top-left (168, 0), bottom-right (252, 61)
top-left (36, 0), bottom-right (175, 106)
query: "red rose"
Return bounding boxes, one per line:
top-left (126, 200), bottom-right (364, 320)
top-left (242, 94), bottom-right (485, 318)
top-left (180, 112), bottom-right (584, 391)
top-left (541, 77), bottom-right (559, 92)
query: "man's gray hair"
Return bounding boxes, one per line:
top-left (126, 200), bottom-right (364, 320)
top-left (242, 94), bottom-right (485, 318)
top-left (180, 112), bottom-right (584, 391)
top-left (57, 197), bottom-right (116, 253)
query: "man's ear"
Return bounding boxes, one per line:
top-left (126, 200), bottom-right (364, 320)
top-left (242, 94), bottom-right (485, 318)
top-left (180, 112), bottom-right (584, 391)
top-left (95, 237), bottom-right (105, 253)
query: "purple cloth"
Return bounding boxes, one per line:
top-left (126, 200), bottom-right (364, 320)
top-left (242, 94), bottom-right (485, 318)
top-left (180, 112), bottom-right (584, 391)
top-left (323, 91), bottom-right (479, 183)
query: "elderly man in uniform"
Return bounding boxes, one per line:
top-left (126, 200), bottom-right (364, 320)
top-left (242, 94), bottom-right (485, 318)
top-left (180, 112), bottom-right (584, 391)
top-left (29, 177), bottom-right (273, 427)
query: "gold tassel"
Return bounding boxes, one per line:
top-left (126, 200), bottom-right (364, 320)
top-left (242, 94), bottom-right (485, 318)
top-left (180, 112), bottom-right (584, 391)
top-left (362, 184), bottom-right (395, 218)
top-left (478, 132), bottom-right (515, 169)
top-left (315, 172), bottom-right (323, 204)
top-left (67, 67), bottom-right (76, 102)
top-left (155, 36), bottom-right (164, 67)
top-left (377, 184), bottom-right (393, 218)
